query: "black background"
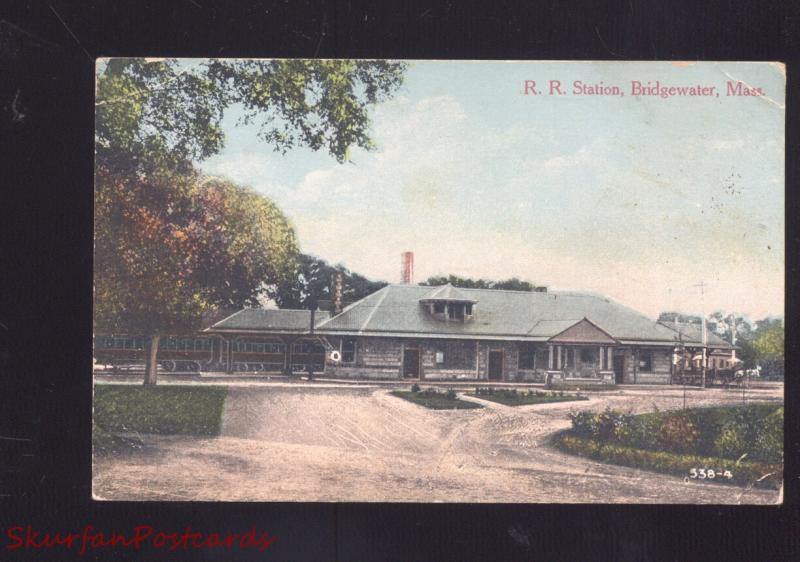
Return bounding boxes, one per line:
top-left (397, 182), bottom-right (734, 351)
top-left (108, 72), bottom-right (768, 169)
top-left (0, 1), bottom-right (798, 560)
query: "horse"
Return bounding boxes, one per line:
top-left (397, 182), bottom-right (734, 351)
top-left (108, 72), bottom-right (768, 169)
top-left (733, 366), bottom-right (761, 386)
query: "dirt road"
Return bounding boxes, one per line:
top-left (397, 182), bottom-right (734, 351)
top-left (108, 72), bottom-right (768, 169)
top-left (92, 384), bottom-right (783, 503)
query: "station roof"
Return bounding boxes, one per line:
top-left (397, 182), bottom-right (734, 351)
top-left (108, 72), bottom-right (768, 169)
top-left (206, 309), bottom-right (330, 333)
top-left (315, 284), bottom-right (684, 345)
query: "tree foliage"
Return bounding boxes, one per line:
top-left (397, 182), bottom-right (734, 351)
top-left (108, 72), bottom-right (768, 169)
top-left (752, 320), bottom-right (784, 361)
top-left (96, 58), bottom-right (408, 172)
top-left (94, 57), bottom-right (406, 382)
top-left (94, 167), bottom-right (299, 336)
top-left (420, 275), bottom-right (546, 292)
top-left (656, 311), bottom-right (703, 325)
top-left (657, 310), bottom-right (784, 374)
top-left (269, 254), bottom-right (387, 310)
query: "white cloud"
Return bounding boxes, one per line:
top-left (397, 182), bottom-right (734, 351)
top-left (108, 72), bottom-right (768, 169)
top-left (202, 63), bottom-right (783, 319)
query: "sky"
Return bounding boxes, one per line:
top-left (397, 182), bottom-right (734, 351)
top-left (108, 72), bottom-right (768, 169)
top-left (199, 61), bottom-right (785, 321)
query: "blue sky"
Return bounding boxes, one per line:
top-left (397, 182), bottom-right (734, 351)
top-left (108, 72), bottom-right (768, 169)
top-left (199, 61), bottom-right (785, 320)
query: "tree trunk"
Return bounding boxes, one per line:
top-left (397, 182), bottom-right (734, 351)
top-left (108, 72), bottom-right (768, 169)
top-left (144, 334), bottom-right (160, 385)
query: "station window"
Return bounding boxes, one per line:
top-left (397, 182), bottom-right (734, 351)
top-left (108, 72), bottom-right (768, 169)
top-left (639, 350), bottom-right (653, 372)
top-left (341, 338), bottom-right (356, 363)
top-left (448, 304), bottom-right (464, 319)
top-left (434, 302), bottom-right (445, 314)
top-left (518, 344), bottom-right (536, 370)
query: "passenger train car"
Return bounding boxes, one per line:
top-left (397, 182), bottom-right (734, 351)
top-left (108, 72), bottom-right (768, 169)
top-left (93, 334), bottom-right (326, 374)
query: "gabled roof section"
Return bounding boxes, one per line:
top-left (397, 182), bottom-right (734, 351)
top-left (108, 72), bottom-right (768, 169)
top-left (419, 283), bottom-right (477, 303)
top-left (206, 308), bottom-right (330, 333)
top-left (548, 318), bottom-right (618, 344)
top-left (315, 284), bottom-right (681, 344)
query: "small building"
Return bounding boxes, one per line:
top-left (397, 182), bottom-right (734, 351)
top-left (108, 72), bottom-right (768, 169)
top-left (657, 320), bottom-right (738, 377)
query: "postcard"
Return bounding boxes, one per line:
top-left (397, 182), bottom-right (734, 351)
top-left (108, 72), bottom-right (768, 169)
top-left (92, 59), bottom-right (784, 503)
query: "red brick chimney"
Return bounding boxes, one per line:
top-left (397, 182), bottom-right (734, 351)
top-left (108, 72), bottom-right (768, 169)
top-left (401, 251), bottom-right (414, 284)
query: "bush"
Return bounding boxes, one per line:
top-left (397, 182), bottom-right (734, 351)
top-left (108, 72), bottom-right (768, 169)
top-left (445, 388), bottom-right (457, 401)
top-left (714, 425), bottom-right (748, 460)
top-left (569, 410), bottom-right (597, 437)
top-left (558, 404), bottom-right (784, 489)
top-left (411, 383), bottom-right (420, 393)
top-left (713, 406), bottom-right (783, 463)
top-left (553, 432), bottom-right (782, 490)
top-left (569, 408), bottom-right (633, 442)
top-left (619, 413), bottom-right (661, 450)
top-left (657, 414), bottom-right (700, 454)
top-left (754, 407), bottom-right (783, 463)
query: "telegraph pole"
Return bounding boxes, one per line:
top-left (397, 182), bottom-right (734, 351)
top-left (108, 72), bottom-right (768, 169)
top-left (692, 282), bottom-right (708, 388)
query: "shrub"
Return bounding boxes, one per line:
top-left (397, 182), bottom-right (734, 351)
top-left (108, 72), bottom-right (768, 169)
top-left (445, 388), bottom-right (457, 400)
top-left (411, 383), bottom-right (421, 393)
top-left (553, 432), bottom-right (782, 490)
top-left (713, 406), bottom-right (783, 463)
top-left (754, 407), bottom-right (783, 463)
top-left (656, 414), bottom-right (700, 454)
top-left (714, 425), bottom-right (748, 460)
top-left (620, 413), bottom-right (661, 450)
top-left (594, 409), bottom-right (622, 441)
top-left (569, 410), bottom-right (597, 437)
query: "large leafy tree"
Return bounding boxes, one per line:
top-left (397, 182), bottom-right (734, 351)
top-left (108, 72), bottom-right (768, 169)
top-left (96, 58), bottom-right (407, 172)
top-left (752, 319), bottom-right (784, 377)
top-left (94, 58), bottom-right (406, 383)
top-left (94, 168), bottom-right (299, 383)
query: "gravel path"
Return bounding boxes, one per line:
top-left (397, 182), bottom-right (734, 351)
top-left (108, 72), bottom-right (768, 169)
top-left (93, 384), bottom-right (783, 503)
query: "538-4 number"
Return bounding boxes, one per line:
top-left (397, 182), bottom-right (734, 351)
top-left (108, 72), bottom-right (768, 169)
top-left (688, 468), bottom-right (733, 480)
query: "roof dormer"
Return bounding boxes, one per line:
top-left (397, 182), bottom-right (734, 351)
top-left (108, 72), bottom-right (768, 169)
top-left (419, 284), bottom-right (477, 322)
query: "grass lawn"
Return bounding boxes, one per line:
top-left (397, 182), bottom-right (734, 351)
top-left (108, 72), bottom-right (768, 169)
top-left (468, 390), bottom-right (588, 406)
top-left (93, 384), bottom-right (228, 437)
top-left (390, 390), bottom-right (482, 410)
top-left (553, 403), bottom-right (783, 489)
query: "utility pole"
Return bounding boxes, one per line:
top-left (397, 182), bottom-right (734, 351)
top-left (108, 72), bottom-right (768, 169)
top-left (693, 282), bottom-right (707, 388)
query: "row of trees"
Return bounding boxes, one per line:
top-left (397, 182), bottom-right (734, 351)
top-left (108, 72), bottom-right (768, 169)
top-left (420, 275), bottom-right (547, 292)
top-left (658, 311), bottom-right (785, 376)
top-left (269, 254), bottom-right (388, 310)
top-left (94, 58), bottom-right (407, 383)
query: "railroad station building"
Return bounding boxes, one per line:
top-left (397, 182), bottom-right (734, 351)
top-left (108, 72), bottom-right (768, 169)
top-left (206, 283), bottom-right (736, 385)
